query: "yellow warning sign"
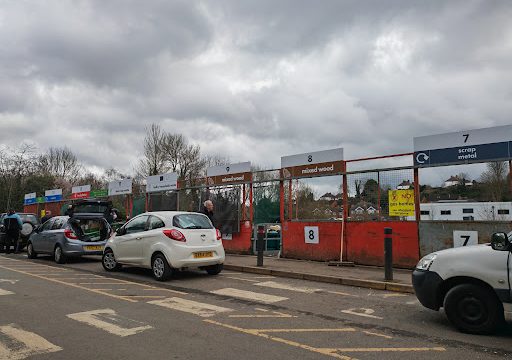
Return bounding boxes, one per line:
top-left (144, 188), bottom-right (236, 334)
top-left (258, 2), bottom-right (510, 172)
top-left (388, 190), bottom-right (415, 217)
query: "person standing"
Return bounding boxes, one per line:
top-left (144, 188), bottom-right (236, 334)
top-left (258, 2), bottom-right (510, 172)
top-left (41, 210), bottom-right (52, 224)
top-left (202, 200), bottom-right (215, 226)
top-left (3, 210), bottom-right (22, 254)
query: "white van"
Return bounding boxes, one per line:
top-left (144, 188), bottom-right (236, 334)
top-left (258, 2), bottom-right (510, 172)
top-left (412, 232), bottom-right (512, 334)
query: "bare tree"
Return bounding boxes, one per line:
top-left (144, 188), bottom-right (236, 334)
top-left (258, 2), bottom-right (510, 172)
top-left (480, 162), bottom-right (508, 201)
top-left (38, 147), bottom-right (83, 183)
top-left (136, 124), bottom-right (168, 177)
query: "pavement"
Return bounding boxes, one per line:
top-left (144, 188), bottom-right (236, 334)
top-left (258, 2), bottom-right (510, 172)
top-left (224, 254), bottom-right (414, 293)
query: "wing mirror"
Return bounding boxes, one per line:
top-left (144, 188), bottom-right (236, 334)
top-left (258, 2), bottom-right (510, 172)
top-left (491, 232), bottom-right (512, 251)
top-left (116, 227), bottom-right (126, 236)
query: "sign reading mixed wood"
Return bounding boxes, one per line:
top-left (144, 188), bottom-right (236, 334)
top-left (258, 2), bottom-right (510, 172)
top-left (281, 148), bottom-right (344, 179)
top-left (206, 162), bottom-right (252, 186)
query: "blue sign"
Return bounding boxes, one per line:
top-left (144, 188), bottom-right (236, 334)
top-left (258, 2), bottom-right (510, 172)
top-left (24, 198), bottom-right (36, 205)
top-left (45, 194), bottom-right (63, 202)
top-left (415, 141), bottom-right (512, 167)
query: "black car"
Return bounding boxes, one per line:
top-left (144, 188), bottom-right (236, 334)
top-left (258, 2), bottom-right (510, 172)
top-left (0, 213), bottom-right (40, 252)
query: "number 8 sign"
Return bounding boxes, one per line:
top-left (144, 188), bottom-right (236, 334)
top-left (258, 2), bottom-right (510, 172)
top-left (304, 226), bottom-right (319, 244)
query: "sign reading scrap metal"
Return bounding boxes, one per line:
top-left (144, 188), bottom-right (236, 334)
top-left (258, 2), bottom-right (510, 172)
top-left (146, 173), bottom-right (178, 193)
top-left (206, 162), bottom-right (251, 186)
top-left (108, 179), bottom-right (133, 196)
top-left (388, 189), bottom-right (415, 217)
top-left (414, 125), bottom-right (512, 168)
top-left (281, 148), bottom-right (344, 178)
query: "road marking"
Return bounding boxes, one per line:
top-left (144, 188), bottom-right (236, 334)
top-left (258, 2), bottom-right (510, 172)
top-left (211, 288), bottom-right (288, 304)
top-left (149, 297), bottom-right (233, 317)
top-left (382, 293), bottom-right (407, 298)
top-left (78, 282), bottom-right (128, 285)
top-left (255, 281), bottom-right (322, 294)
top-left (341, 308), bottom-right (383, 320)
top-left (122, 296), bottom-right (166, 299)
top-left (327, 291), bottom-right (358, 297)
top-left (0, 288), bottom-right (14, 296)
top-left (229, 309), bottom-right (297, 318)
top-left (142, 288), bottom-right (187, 294)
top-left (0, 279), bottom-right (18, 284)
top-left (251, 276), bottom-right (276, 279)
top-left (225, 277), bottom-right (260, 283)
top-left (67, 309), bottom-right (153, 337)
top-left (406, 300), bottom-right (420, 305)
top-left (203, 320), bottom-right (354, 360)
top-left (0, 323), bottom-right (62, 359)
top-left (325, 347), bottom-right (445, 353)
top-left (363, 331), bottom-right (393, 339)
top-left (252, 328), bottom-right (356, 333)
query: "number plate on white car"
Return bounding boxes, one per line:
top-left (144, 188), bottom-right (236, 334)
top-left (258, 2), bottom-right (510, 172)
top-left (193, 251), bottom-right (213, 259)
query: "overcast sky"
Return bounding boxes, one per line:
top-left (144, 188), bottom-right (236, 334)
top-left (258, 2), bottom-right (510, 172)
top-left (0, 0), bottom-right (511, 186)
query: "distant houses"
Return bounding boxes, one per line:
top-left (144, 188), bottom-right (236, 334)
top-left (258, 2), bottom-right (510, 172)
top-left (443, 175), bottom-right (473, 188)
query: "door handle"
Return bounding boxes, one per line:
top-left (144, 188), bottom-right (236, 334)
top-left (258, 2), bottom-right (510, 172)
top-left (136, 237), bottom-right (142, 240)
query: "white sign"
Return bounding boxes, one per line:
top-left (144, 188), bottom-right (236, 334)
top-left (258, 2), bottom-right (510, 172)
top-left (72, 185), bottom-right (91, 194)
top-left (453, 230), bottom-right (478, 248)
top-left (281, 148), bottom-right (344, 168)
top-left (414, 125), bottom-right (512, 151)
top-left (304, 226), bottom-right (319, 244)
top-left (108, 179), bottom-right (133, 196)
top-left (44, 189), bottom-right (62, 197)
top-left (207, 162), bottom-right (251, 177)
top-left (146, 173), bottom-right (178, 193)
top-left (24, 193), bottom-right (36, 200)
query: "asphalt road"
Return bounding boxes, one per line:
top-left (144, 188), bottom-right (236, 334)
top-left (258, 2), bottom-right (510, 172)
top-left (0, 253), bottom-right (511, 360)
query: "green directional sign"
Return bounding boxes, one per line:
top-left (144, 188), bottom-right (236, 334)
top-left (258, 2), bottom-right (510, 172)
top-left (90, 189), bottom-right (108, 198)
top-left (36, 197), bottom-right (45, 203)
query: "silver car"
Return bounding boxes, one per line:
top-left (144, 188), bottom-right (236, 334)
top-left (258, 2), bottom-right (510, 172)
top-left (27, 213), bottom-right (112, 264)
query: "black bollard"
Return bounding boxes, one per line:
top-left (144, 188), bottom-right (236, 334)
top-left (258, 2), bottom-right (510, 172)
top-left (256, 225), bottom-right (265, 267)
top-left (384, 227), bottom-right (393, 281)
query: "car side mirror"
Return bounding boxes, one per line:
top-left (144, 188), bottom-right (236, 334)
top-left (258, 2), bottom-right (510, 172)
top-left (116, 227), bottom-right (126, 236)
top-left (491, 232), bottom-right (512, 251)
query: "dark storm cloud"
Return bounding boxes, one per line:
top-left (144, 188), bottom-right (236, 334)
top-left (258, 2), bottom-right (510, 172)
top-left (0, 0), bottom-right (511, 181)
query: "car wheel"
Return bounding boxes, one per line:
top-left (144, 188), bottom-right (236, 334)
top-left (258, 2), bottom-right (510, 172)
top-left (152, 254), bottom-right (172, 281)
top-left (443, 283), bottom-right (504, 334)
top-left (102, 249), bottom-right (121, 272)
top-left (27, 242), bottom-right (37, 259)
top-left (205, 264), bottom-right (223, 275)
top-left (54, 245), bottom-right (66, 264)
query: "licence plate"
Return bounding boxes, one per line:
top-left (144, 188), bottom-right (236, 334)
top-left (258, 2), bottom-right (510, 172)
top-left (84, 245), bottom-right (104, 251)
top-left (193, 251), bottom-right (213, 259)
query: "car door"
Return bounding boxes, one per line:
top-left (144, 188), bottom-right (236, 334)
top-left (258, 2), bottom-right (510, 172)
top-left (34, 218), bottom-right (55, 253)
top-left (114, 215), bottom-right (149, 264)
top-left (141, 215), bottom-right (166, 261)
top-left (46, 217), bottom-right (66, 252)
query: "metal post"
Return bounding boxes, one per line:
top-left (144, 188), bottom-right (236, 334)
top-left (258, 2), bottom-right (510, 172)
top-left (384, 227), bottom-right (393, 281)
top-left (257, 224), bottom-right (265, 266)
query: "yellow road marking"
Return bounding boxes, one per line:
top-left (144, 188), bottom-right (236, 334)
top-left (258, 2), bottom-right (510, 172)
top-left (0, 323), bottom-right (62, 359)
top-left (67, 309), bottom-right (153, 337)
top-left (203, 320), bottom-right (354, 360)
top-left (0, 288), bottom-right (14, 296)
top-left (211, 288), bottom-right (288, 304)
top-left (325, 347), bottom-right (445, 352)
top-left (253, 328), bottom-right (356, 333)
top-left (122, 296), bottom-right (166, 299)
top-left (363, 331), bottom-right (393, 339)
top-left (149, 297), bottom-right (233, 317)
top-left (78, 282), bottom-right (128, 285)
top-left (0, 263), bottom-right (138, 303)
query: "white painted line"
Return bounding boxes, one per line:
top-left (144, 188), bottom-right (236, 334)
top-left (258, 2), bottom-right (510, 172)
top-left (327, 291), bottom-right (359, 297)
top-left (211, 288), bottom-right (288, 304)
top-left (382, 293), bottom-right (407, 298)
top-left (341, 308), bottom-right (383, 320)
top-left (149, 297), bottom-right (233, 318)
top-left (0, 323), bottom-right (62, 359)
top-left (67, 309), bottom-right (153, 337)
top-left (255, 281), bottom-right (322, 294)
top-left (0, 288), bottom-right (14, 296)
top-left (0, 279), bottom-right (18, 284)
top-left (225, 277), bottom-right (260, 283)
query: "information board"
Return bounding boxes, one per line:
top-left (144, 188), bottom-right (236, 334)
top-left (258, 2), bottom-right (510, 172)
top-left (281, 148), bottom-right (344, 178)
top-left (108, 179), bottom-right (133, 196)
top-left (146, 173), bottom-right (178, 193)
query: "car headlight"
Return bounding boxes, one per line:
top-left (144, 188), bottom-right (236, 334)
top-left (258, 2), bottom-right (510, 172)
top-left (416, 254), bottom-right (437, 271)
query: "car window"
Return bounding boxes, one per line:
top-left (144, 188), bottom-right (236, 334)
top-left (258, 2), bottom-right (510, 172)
top-left (173, 214), bottom-right (213, 229)
top-left (51, 217), bottom-right (66, 230)
top-left (41, 219), bottom-right (54, 231)
top-left (124, 216), bottom-right (149, 234)
top-left (20, 214), bottom-right (38, 224)
top-left (149, 216), bottom-right (165, 230)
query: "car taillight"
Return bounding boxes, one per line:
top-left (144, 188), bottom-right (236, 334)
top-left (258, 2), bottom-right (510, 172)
top-left (163, 229), bottom-right (186, 242)
top-left (216, 229), bottom-right (222, 241)
top-left (64, 229), bottom-right (78, 240)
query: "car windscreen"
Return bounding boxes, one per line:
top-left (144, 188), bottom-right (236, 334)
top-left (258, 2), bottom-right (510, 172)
top-left (73, 204), bottom-right (109, 215)
top-left (20, 214), bottom-right (38, 224)
top-left (173, 214), bottom-right (213, 229)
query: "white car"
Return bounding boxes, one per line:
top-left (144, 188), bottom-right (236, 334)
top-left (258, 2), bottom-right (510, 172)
top-left (102, 211), bottom-right (225, 281)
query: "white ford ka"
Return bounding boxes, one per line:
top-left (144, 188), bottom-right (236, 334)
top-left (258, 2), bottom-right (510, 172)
top-left (102, 211), bottom-right (225, 281)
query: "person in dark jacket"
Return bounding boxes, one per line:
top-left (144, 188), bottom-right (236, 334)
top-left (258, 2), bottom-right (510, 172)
top-left (40, 210), bottom-right (52, 224)
top-left (3, 210), bottom-right (23, 254)
top-left (202, 200), bottom-right (215, 226)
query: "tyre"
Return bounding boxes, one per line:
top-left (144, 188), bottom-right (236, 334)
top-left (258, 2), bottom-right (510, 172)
top-left (152, 254), bottom-right (172, 281)
top-left (443, 283), bottom-right (504, 334)
top-left (102, 249), bottom-right (121, 272)
top-left (26, 242), bottom-right (37, 259)
top-left (205, 264), bottom-right (223, 275)
top-left (54, 245), bottom-right (66, 264)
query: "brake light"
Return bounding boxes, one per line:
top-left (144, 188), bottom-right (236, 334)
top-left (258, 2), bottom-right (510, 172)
top-left (163, 229), bottom-right (186, 242)
top-left (64, 229), bottom-right (78, 240)
top-left (216, 229), bottom-right (222, 241)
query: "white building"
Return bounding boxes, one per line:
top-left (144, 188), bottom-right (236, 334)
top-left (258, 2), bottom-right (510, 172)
top-left (443, 176), bottom-right (473, 188)
top-left (420, 201), bottom-right (512, 221)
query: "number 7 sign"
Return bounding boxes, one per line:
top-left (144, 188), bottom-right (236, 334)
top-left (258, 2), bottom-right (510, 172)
top-left (453, 231), bottom-right (478, 247)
